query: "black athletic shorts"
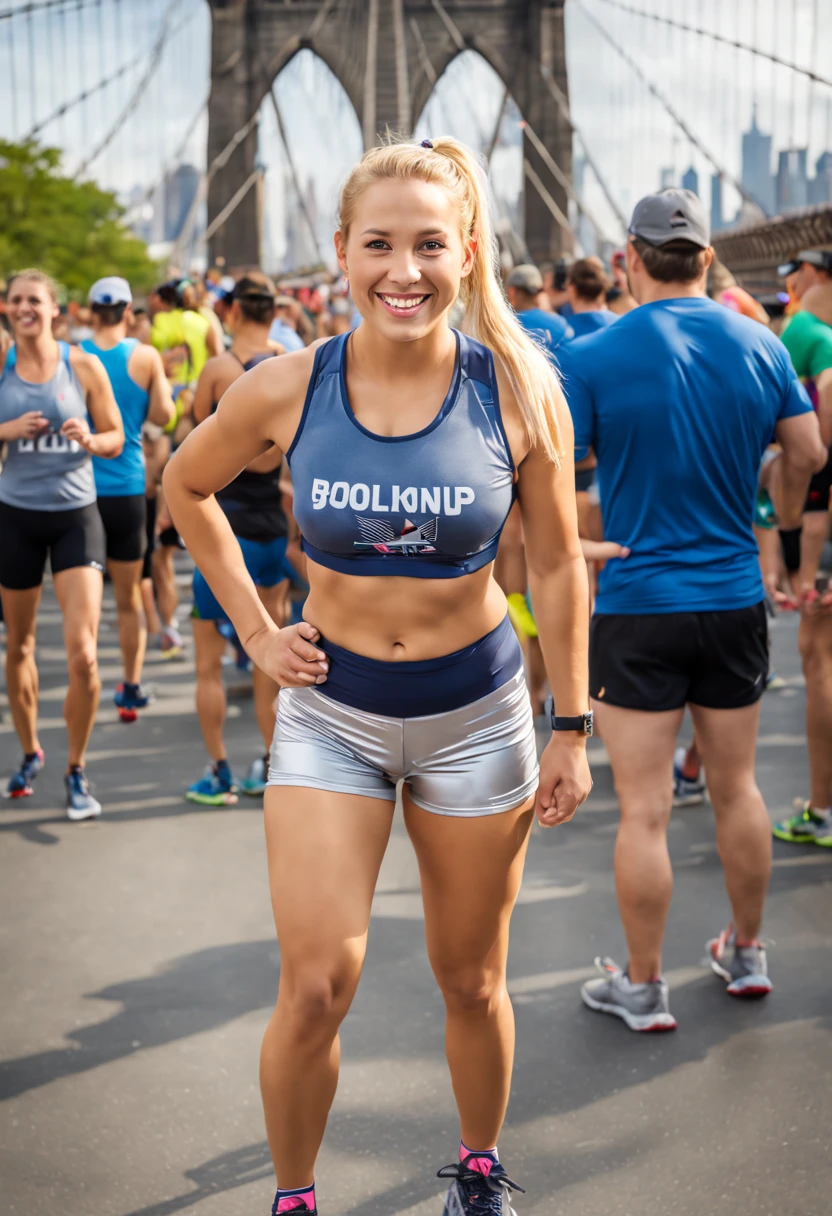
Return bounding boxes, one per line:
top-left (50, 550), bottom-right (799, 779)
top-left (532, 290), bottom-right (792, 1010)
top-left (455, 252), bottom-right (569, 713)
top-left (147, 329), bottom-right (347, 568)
top-left (804, 447), bottom-right (832, 513)
top-left (589, 602), bottom-right (769, 711)
top-left (142, 494), bottom-right (157, 581)
top-left (96, 493), bottom-right (147, 563)
top-left (158, 524), bottom-right (185, 550)
top-left (0, 500), bottom-right (106, 591)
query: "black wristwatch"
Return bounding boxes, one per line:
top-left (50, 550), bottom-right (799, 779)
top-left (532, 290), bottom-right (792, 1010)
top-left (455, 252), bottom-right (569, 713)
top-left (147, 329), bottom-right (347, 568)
top-left (544, 697), bottom-right (594, 736)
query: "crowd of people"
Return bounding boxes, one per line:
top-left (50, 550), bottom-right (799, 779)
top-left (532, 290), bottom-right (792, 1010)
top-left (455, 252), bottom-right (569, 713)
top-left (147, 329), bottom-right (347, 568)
top-left (1, 137), bottom-right (831, 1216)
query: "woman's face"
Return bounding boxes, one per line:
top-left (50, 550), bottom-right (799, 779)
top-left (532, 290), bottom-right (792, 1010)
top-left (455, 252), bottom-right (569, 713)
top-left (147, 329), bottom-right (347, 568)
top-left (335, 178), bottom-right (476, 342)
top-left (7, 279), bottom-right (59, 340)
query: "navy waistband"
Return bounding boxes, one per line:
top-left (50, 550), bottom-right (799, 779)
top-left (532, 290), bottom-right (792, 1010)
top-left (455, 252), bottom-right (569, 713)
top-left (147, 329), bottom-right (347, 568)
top-left (315, 614), bottom-right (523, 718)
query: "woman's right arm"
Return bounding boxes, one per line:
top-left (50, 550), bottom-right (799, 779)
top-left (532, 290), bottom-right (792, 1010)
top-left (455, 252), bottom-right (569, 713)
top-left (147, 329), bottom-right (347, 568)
top-left (162, 350), bottom-right (329, 687)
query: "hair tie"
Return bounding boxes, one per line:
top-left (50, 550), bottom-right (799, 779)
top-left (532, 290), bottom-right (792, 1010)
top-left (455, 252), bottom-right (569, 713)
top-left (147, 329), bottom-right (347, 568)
top-left (420, 139), bottom-right (434, 149)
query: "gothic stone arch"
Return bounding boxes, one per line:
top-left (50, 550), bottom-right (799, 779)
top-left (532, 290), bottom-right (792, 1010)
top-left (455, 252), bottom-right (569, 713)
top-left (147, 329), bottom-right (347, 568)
top-left (207, 1), bottom-right (571, 267)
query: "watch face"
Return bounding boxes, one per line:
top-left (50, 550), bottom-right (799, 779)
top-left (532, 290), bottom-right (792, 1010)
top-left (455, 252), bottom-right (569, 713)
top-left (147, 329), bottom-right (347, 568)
top-left (585, 714), bottom-right (594, 737)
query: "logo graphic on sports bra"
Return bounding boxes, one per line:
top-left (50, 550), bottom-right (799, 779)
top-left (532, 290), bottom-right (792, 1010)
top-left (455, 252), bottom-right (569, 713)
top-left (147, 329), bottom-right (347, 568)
top-left (355, 516), bottom-right (438, 555)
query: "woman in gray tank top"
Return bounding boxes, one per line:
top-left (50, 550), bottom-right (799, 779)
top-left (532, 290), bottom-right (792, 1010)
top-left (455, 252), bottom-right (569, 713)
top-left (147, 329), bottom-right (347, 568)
top-left (0, 269), bottom-right (123, 820)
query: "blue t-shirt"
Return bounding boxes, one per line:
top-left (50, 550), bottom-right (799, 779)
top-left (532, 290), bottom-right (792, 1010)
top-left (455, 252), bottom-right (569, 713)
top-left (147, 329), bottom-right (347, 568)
top-left (268, 319), bottom-right (305, 352)
top-left (559, 297), bottom-right (813, 615)
top-left (567, 309), bottom-right (618, 339)
top-left (516, 308), bottom-right (572, 360)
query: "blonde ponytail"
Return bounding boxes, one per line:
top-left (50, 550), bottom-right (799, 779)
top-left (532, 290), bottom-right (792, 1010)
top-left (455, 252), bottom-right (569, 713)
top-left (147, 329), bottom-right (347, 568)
top-left (338, 136), bottom-right (564, 465)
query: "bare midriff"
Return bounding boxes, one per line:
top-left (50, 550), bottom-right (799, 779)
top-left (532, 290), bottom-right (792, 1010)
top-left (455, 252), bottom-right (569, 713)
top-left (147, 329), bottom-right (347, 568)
top-left (303, 559), bottom-right (510, 660)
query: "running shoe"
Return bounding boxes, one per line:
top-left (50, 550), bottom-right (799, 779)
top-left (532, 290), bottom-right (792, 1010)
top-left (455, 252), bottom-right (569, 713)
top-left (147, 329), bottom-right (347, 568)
top-left (5, 749), bottom-right (45, 799)
top-left (438, 1154), bottom-right (525, 1216)
top-left (114, 683), bottom-right (155, 723)
top-left (272, 1195), bottom-right (316, 1215)
top-left (581, 957), bottom-right (677, 1032)
top-left (772, 802), bottom-right (832, 846)
top-left (765, 669), bottom-right (787, 691)
top-left (185, 762), bottom-right (238, 807)
top-left (673, 746), bottom-right (707, 808)
top-left (240, 755), bottom-right (268, 797)
top-left (160, 624), bottom-right (185, 661)
top-left (707, 926), bottom-right (772, 998)
top-left (65, 768), bottom-right (102, 821)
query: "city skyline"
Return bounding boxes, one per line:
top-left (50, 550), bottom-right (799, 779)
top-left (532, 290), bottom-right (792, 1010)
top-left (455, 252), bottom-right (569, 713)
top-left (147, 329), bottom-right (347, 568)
top-left (661, 106), bottom-right (832, 236)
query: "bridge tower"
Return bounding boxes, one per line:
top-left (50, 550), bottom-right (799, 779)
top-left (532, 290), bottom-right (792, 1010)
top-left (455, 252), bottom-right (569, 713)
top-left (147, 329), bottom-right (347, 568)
top-left (206, 1), bottom-right (572, 268)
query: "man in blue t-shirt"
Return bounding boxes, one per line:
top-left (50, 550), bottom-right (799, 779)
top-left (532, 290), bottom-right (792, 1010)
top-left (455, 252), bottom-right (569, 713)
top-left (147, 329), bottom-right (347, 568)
top-left (506, 264), bottom-right (572, 360)
top-left (560, 189), bottom-right (826, 1033)
top-left (563, 258), bottom-right (618, 339)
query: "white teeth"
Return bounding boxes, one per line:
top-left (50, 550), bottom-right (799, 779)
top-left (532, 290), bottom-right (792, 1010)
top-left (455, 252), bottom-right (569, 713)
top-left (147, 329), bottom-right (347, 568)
top-left (379, 294), bottom-right (427, 310)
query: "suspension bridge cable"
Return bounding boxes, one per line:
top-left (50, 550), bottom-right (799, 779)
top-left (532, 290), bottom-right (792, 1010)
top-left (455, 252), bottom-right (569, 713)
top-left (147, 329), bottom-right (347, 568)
top-left (0, 0), bottom-right (98, 21)
top-left (521, 117), bottom-right (616, 244)
top-left (26, 2), bottom-right (35, 133)
top-left (123, 96), bottom-right (207, 217)
top-left (267, 82), bottom-right (327, 265)
top-left (593, 0), bottom-right (832, 90)
top-left (539, 65), bottom-right (628, 232)
top-left (575, 0), bottom-right (768, 215)
top-left (7, 9), bottom-right (18, 136)
top-left (74, 0), bottom-right (195, 180)
top-left (23, 42), bottom-right (146, 140)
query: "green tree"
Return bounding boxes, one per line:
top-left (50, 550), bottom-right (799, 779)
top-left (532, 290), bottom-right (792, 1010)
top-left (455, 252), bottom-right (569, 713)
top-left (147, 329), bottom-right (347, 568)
top-left (0, 140), bottom-right (160, 299)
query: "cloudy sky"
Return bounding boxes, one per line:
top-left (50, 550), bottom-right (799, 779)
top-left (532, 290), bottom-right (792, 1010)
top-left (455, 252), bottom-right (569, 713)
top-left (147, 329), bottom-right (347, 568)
top-left (1, 0), bottom-right (830, 265)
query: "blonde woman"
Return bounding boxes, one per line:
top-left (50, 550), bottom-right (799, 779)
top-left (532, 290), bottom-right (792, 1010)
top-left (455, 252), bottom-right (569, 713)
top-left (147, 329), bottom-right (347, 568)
top-left (164, 138), bottom-right (591, 1216)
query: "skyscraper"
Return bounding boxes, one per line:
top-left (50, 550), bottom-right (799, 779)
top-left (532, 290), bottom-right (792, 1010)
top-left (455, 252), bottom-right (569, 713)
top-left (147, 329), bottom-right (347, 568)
top-left (776, 148), bottom-right (809, 212)
top-left (681, 165), bottom-right (699, 197)
top-left (809, 151), bottom-right (832, 206)
top-left (741, 106), bottom-right (775, 214)
top-left (710, 174), bottom-right (723, 233)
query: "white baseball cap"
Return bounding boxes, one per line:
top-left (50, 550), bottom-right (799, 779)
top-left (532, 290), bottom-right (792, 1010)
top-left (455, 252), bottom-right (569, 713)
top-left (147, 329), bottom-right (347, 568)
top-left (88, 276), bottom-right (132, 306)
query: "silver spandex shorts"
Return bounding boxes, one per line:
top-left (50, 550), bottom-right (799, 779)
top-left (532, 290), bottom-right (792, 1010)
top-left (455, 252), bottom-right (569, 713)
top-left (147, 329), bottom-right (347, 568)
top-left (268, 669), bottom-right (539, 817)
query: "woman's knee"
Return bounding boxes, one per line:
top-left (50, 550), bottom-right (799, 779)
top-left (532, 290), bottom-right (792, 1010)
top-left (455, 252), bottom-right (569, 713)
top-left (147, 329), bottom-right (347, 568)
top-left (278, 961), bottom-right (361, 1037)
top-left (66, 638), bottom-right (98, 684)
top-left (6, 631), bottom-right (36, 667)
top-left (434, 961), bottom-right (505, 1017)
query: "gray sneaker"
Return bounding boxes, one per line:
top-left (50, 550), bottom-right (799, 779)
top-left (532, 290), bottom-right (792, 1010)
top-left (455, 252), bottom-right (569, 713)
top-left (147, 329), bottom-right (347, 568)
top-left (581, 957), bottom-right (677, 1032)
top-left (707, 927), bottom-right (772, 998)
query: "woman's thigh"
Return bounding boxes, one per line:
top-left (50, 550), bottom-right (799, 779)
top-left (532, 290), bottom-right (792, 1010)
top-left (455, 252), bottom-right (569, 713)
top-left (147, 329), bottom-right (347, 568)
top-left (52, 566), bottom-right (103, 653)
top-left (1, 585), bottom-right (42, 651)
top-left (403, 790), bottom-right (534, 974)
top-left (264, 785), bottom-right (395, 976)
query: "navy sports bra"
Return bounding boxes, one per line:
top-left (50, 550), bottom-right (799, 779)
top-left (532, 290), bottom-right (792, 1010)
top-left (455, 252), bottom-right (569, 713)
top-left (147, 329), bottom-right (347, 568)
top-left (288, 330), bottom-right (515, 578)
top-left (213, 351), bottom-right (287, 542)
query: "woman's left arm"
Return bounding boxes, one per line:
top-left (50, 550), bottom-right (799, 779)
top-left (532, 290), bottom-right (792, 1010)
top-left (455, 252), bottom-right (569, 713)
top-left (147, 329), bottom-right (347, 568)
top-left (516, 392), bottom-right (592, 828)
top-left (67, 348), bottom-right (124, 457)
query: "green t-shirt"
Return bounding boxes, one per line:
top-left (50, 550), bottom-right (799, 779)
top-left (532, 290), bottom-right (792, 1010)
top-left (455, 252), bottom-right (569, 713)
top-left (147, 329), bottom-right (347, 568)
top-left (781, 310), bottom-right (832, 407)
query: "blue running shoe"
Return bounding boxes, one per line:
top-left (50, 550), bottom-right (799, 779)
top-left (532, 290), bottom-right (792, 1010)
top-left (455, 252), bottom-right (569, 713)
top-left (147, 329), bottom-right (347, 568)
top-left (438, 1154), bottom-right (525, 1216)
top-left (65, 768), bottom-right (102, 821)
top-left (114, 683), bottom-right (155, 723)
top-left (5, 749), bottom-right (45, 799)
top-left (240, 756), bottom-right (268, 797)
top-left (186, 761), bottom-right (238, 807)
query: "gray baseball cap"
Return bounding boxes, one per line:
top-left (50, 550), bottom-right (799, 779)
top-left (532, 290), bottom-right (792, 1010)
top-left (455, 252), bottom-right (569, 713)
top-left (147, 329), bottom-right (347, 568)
top-left (777, 249), bottom-right (832, 277)
top-left (506, 264), bottom-right (544, 293)
top-left (88, 276), bottom-right (132, 305)
top-left (628, 188), bottom-right (710, 249)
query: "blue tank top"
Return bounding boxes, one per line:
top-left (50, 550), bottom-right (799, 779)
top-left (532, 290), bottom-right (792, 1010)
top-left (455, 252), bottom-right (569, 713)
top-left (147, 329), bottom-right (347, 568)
top-left (0, 342), bottom-right (96, 511)
top-left (288, 331), bottom-right (515, 578)
top-left (80, 337), bottom-right (149, 497)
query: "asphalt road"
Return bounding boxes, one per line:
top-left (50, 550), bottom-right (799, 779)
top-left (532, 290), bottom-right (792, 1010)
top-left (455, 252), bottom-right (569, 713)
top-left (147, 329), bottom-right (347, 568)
top-left (2, 568), bottom-right (831, 1216)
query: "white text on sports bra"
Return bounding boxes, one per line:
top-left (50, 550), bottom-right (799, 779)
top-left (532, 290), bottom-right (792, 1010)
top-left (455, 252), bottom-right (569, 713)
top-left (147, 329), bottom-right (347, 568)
top-left (18, 434), bottom-right (81, 454)
top-left (311, 479), bottom-right (475, 516)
